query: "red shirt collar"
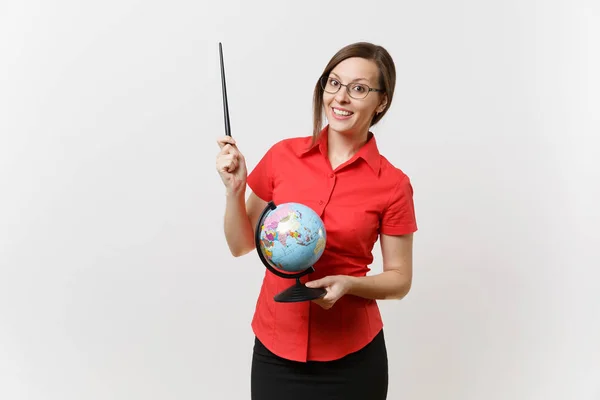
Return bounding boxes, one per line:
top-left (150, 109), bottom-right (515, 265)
top-left (296, 125), bottom-right (381, 175)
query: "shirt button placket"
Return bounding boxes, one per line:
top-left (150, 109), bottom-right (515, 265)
top-left (318, 173), bottom-right (335, 215)
top-left (326, 173), bottom-right (336, 209)
top-left (304, 303), bottom-right (310, 360)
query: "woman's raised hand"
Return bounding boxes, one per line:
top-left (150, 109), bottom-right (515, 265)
top-left (216, 136), bottom-right (247, 196)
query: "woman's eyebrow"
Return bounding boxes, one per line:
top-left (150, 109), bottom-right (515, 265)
top-left (329, 72), bottom-right (370, 83)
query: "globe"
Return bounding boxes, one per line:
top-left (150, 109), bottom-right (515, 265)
top-left (257, 202), bottom-right (327, 274)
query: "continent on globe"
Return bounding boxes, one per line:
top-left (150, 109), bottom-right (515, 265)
top-left (257, 202), bottom-right (326, 273)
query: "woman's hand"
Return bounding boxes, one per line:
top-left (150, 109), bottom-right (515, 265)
top-left (305, 275), bottom-right (354, 310)
top-left (216, 136), bottom-right (247, 196)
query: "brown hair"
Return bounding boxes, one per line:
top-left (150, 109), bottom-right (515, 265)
top-left (312, 42), bottom-right (396, 143)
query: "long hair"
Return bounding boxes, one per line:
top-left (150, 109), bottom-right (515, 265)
top-left (311, 42), bottom-right (396, 143)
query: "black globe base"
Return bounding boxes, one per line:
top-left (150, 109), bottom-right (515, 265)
top-left (274, 278), bottom-right (326, 303)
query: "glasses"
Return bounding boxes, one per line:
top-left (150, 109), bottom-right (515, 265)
top-left (320, 76), bottom-right (384, 99)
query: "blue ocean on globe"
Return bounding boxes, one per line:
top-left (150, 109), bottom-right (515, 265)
top-left (258, 202), bottom-right (326, 273)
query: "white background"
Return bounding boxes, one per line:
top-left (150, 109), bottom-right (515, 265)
top-left (1, 0), bottom-right (599, 399)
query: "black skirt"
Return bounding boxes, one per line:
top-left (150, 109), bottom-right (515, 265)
top-left (251, 329), bottom-right (388, 400)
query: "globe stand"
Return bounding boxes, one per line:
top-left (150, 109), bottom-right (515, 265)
top-left (272, 273), bottom-right (326, 303)
top-left (255, 201), bottom-right (326, 303)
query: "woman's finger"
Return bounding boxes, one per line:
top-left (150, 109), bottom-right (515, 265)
top-left (216, 136), bottom-right (236, 149)
top-left (226, 158), bottom-right (238, 173)
top-left (217, 154), bottom-right (238, 173)
top-left (218, 144), bottom-right (242, 160)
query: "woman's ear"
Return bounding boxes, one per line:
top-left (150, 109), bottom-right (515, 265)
top-left (377, 94), bottom-right (388, 114)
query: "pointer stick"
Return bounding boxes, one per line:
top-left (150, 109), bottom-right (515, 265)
top-left (219, 42), bottom-right (231, 137)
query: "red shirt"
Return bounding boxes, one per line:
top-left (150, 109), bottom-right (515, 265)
top-left (246, 126), bottom-right (418, 362)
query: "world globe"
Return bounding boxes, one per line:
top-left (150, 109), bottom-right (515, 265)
top-left (258, 202), bottom-right (326, 272)
top-left (254, 201), bottom-right (328, 302)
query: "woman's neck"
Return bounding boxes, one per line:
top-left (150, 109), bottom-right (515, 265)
top-left (327, 127), bottom-right (369, 170)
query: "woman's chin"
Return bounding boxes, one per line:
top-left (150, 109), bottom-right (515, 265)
top-left (329, 120), bottom-right (368, 138)
top-left (328, 119), bottom-right (354, 133)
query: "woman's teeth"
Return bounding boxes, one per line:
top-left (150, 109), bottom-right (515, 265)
top-left (333, 108), bottom-right (352, 116)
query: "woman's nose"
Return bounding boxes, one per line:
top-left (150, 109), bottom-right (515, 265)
top-left (334, 85), bottom-right (350, 103)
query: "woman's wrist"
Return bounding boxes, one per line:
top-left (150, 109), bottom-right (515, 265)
top-left (345, 275), bottom-right (359, 295)
top-left (225, 185), bottom-right (246, 199)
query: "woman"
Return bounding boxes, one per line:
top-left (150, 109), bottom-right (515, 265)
top-left (215, 42), bottom-right (417, 400)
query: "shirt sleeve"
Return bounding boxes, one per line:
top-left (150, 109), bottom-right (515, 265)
top-left (246, 144), bottom-right (275, 202)
top-left (380, 175), bottom-right (418, 235)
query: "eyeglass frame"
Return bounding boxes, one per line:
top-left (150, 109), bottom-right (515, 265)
top-left (319, 75), bottom-right (384, 99)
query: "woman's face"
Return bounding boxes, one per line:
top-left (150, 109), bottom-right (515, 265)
top-left (323, 57), bottom-right (387, 138)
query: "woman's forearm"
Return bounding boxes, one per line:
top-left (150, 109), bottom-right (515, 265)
top-left (223, 189), bottom-right (255, 257)
top-left (347, 270), bottom-right (411, 300)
